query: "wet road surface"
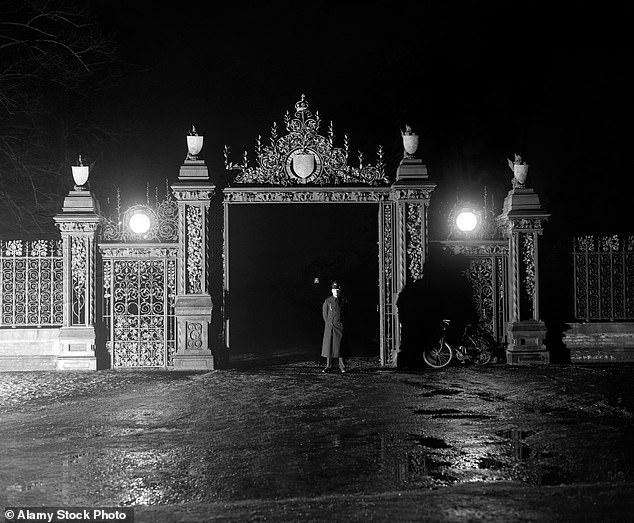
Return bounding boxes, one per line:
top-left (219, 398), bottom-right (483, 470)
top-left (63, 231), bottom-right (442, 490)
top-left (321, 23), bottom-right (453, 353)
top-left (1, 357), bottom-right (634, 521)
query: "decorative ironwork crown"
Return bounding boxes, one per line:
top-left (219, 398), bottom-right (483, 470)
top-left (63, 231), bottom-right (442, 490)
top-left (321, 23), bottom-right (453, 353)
top-left (224, 95), bottom-right (387, 186)
top-left (100, 184), bottom-right (178, 243)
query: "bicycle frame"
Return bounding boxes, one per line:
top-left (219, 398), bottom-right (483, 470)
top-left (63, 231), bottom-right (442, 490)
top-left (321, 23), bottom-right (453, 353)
top-left (423, 320), bottom-right (493, 368)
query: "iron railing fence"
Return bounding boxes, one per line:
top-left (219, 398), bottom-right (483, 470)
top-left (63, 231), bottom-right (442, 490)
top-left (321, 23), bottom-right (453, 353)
top-left (0, 240), bottom-right (64, 327)
top-left (573, 235), bottom-right (634, 321)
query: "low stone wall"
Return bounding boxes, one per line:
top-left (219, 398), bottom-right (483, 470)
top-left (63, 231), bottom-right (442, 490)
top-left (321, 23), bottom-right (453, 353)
top-left (0, 328), bottom-right (61, 370)
top-left (564, 322), bottom-right (634, 363)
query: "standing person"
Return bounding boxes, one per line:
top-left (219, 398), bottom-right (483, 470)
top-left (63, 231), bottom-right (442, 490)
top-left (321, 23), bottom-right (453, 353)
top-left (321, 281), bottom-right (348, 373)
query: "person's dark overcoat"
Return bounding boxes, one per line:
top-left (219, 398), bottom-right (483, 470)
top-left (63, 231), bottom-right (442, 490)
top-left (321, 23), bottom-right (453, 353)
top-left (321, 295), bottom-right (347, 358)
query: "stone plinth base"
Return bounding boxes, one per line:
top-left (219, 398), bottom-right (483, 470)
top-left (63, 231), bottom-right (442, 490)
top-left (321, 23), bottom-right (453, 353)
top-left (565, 322), bottom-right (634, 363)
top-left (0, 355), bottom-right (58, 371)
top-left (395, 158), bottom-right (428, 182)
top-left (506, 320), bottom-right (550, 365)
top-left (57, 326), bottom-right (97, 370)
top-left (172, 353), bottom-right (215, 370)
top-left (173, 295), bottom-right (214, 371)
top-left (56, 356), bottom-right (97, 370)
top-left (60, 189), bottom-right (100, 213)
top-left (0, 328), bottom-right (60, 371)
top-left (503, 187), bottom-right (544, 214)
top-left (178, 160), bottom-right (209, 181)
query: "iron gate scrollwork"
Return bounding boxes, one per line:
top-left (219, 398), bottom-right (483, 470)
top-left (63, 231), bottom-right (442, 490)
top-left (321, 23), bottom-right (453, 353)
top-left (437, 240), bottom-right (509, 343)
top-left (101, 247), bottom-right (177, 368)
top-left (0, 240), bottom-right (64, 327)
top-left (573, 235), bottom-right (634, 321)
top-left (379, 202), bottom-right (395, 365)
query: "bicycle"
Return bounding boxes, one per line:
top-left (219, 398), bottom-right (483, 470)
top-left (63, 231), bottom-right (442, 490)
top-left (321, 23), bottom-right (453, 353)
top-left (422, 319), bottom-right (494, 369)
top-left (453, 322), bottom-right (494, 365)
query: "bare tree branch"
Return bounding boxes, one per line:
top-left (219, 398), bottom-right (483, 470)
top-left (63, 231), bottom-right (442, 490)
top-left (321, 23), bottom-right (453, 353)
top-left (0, 0), bottom-right (125, 238)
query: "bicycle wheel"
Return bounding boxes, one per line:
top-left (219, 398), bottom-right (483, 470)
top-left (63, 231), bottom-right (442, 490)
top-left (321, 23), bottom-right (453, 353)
top-left (423, 340), bottom-right (453, 368)
top-left (474, 347), bottom-right (492, 365)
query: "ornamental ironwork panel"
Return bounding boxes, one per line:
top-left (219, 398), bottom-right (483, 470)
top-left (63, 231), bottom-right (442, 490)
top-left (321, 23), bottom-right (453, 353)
top-left (186, 205), bottom-right (204, 294)
top-left (466, 256), bottom-right (508, 341)
top-left (102, 248), bottom-right (177, 367)
top-left (100, 192), bottom-right (178, 243)
top-left (518, 232), bottom-right (536, 320)
top-left (224, 95), bottom-right (387, 186)
top-left (379, 202), bottom-right (395, 365)
top-left (0, 240), bottom-right (63, 327)
top-left (406, 203), bottom-right (424, 282)
top-left (573, 235), bottom-right (634, 321)
top-left (437, 241), bottom-right (509, 342)
top-left (71, 236), bottom-right (88, 325)
top-left (223, 187), bottom-right (392, 203)
top-left (467, 254), bottom-right (508, 342)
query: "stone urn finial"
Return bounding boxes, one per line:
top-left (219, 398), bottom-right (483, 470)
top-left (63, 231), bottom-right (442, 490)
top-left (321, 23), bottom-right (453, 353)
top-left (71, 154), bottom-right (90, 190)
top-left (508, 153), bottom-right (528, 188)
top-left (401, 124), bottom-right (419, 159)
top-left (186, 125), bottom-right (204, 161)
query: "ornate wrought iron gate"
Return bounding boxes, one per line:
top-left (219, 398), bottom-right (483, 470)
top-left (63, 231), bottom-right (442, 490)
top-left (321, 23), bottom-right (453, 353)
top-left (100, 246), bottom-right (177, 367)
top-left (437, 240), bottom-right (509, 343)
top-left (466, 249), bottom-right (508, 342)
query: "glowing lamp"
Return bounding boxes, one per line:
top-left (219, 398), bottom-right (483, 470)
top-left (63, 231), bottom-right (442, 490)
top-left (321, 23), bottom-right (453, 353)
top-left (129, 211), bottom-right (151, 235)
top-left (456, 210), bottom-right (478, 232)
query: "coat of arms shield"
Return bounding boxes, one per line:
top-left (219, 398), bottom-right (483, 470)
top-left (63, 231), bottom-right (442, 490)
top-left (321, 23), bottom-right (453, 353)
top-left (292, 152), bottom-right (316, 179)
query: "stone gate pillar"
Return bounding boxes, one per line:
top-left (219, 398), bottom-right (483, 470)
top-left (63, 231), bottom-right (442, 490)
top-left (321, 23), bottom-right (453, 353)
top-left (53, 187), bottom-right (101, 370)
top-left (389, 132), bottom-right (436, 363)
top-left (171, 132), bottom-right (215, 370)
top-left (498, 157), bottom-right (550, 365)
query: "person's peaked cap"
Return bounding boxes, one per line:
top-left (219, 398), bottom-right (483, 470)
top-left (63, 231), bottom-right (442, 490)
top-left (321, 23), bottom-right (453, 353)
top-left (331, 281), bottom-right (341, 289)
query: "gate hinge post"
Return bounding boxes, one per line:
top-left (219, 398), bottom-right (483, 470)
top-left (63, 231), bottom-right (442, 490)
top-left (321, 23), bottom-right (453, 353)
top-left (171, 138), bottom-right (216, 370)
top-left (497, 164), bottom-right (550, 365)
top-left (53, 187), bottom-right (102, 370)
top-left (389, 151), bottom-right (436, 368)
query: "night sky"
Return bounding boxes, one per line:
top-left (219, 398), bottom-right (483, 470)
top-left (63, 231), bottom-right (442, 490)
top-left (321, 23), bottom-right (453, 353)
top-left (90, 0), bottom-right (629, 234)
top-left (82, 1), bottom-right (630, 350)
top-left (89, 1), bottom-right (630, 221)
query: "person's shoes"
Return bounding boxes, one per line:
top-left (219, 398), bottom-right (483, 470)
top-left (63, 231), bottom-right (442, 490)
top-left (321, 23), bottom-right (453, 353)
top-left (340, 368), bottom-right (346, 373)
top-left (322, 367), bottom-right (332, 373)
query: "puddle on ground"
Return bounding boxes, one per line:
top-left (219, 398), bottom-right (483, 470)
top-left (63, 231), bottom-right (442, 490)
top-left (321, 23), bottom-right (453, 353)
top-left (391, 455), bottom-right (458, 485)
top-left (419, 388), bottom-right (464, 398)
top-left (474, 391), bottom-right (507, 402)
top-left (494, 428), bottom-right (568, 486)
top-left (414, 408), bottom-right (461, 415)
top-left (477, 456), bottom-right (506, 469)
top-left (406, 434), bottom-right (451, 449)
top-left (2, 426), bottom-right (605, 504)
top-left (496, 429), bottom-right (534, 459)
top-left (413, 408), bottom-right (493, 420)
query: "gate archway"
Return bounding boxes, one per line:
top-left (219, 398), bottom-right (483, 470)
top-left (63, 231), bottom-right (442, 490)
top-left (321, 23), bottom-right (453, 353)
top-left (222, 96), bottom-right (436, 365)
